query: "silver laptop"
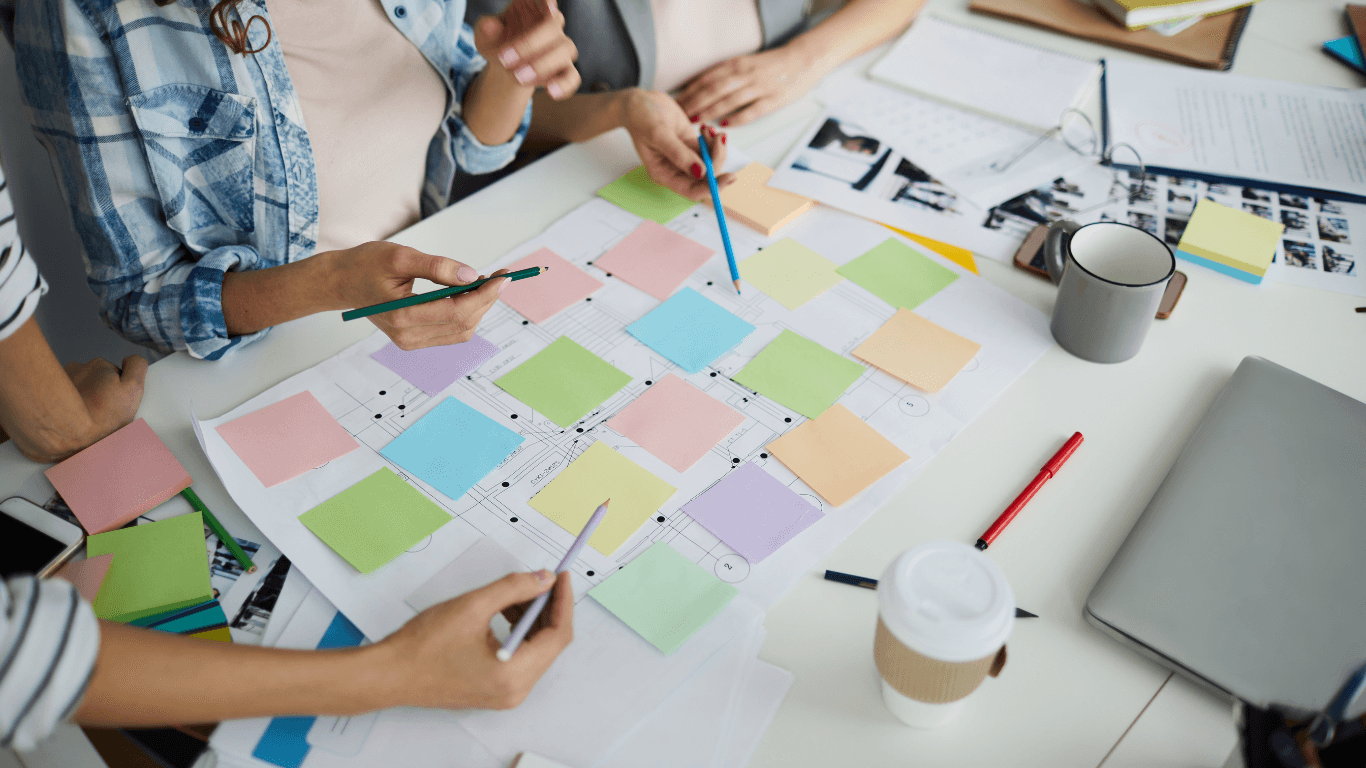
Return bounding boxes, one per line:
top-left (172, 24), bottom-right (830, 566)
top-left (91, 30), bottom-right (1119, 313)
top-left (1086, 356), bottom-right (1366, 714)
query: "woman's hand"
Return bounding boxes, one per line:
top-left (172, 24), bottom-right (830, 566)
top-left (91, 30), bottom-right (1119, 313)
top-left (675, 45), bottom-right (826, 127)
top-left (621, 89), bottom-right (734, 201)
top-left (375, 570), bottom-right (573, 710)
top-left (326, 242), bottom-right (507, 352)
top-left (473, 0), bottom-right (579, 100)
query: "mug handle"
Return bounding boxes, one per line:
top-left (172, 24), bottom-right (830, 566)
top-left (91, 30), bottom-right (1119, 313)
top-left (1043, 219), bottom-right (1082, 286)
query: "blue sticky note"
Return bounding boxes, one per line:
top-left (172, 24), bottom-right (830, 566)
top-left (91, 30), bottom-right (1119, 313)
top-left (626, 288), bottom-right (755, 374)
top-left (380, 397), bottom-right (525, 501)
top-left (1324, 36), bottom-right (1366, 73)
top-left (253, 612), bottom-right (363, 768)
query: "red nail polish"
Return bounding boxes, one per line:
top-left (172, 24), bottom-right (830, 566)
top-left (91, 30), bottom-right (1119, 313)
top-left (721, 133), bottom-right (727, 145)
top-left (720, 119), bottom-right (729, 127)
top-left (691, 163), bottom-right (703, 179)
top-left (690, 115), bottom-right (699, 123)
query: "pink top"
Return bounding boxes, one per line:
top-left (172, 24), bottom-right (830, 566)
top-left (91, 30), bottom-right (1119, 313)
top-left (650, 0), bottom-right (764, 93)
top-left (271, 0), bottom-right (448, 253)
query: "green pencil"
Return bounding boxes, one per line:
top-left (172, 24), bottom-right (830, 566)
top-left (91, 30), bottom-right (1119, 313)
top-left (181, 487), bottom-right (256, 574)
top-left (341, 266), bottom-right (548, 321)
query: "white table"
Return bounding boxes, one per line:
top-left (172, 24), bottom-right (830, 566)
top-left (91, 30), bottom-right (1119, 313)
top-left (6, 1), bottom-right (1363, 765)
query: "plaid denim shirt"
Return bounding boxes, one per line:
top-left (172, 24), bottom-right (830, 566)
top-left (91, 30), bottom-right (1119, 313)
top-left (7, 0), bottom-right (528, 359)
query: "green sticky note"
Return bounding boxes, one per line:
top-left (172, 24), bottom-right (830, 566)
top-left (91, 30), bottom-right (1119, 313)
top-left (732, 330), bottom-right (864, 419)
top-left (495, 336), bottom-right (633, 428)
top-left (589, 541), bottom-right (738, 654)
top-left (598, 166), bottom-right (696, 224)
top-left (299, 468), bottom-right (451, 574)
top-left (85, 512), bottom-right (213, 623)
top-left (836, 238), bottom-right (959, 310)
top-left (738, 238), bottom-right (844, 310)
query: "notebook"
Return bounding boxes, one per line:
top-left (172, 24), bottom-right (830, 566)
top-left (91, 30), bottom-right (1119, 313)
top-left (970, 0), bottom-right (1252, 71)
top-left (869, 16), bottom-right (1100, 133)
top-left (1093, 0), bottom-right (1257, 30)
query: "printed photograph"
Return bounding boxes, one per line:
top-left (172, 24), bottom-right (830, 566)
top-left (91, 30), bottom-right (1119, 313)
top-left (983, 175), bottom-right (1101, 232)
top-left (1207, 183), bottom-right (1232, 195)
top-left (1167, 175), bottom-right (1197, 189)
top-left (884, 158), bottom-right (961, 213)
top-left (1278, 193), bottom-right (1309, 210)
top-left (1322, 246), bottom-right (1356, 275)
top-left (1164, 216), bottom-right (1189, 246)
top-left (1129, 181), bottom-right (1156, 206)
top-left (790, 118), bottom-right (888, 191)
top-left (1128, 211), bottom-right (1158, 236)
top-left (228, 556), bottom-right (292, 637)
top-left (1243, 203), bottom-right (1273, 220)
top-left (1315, 198), bottom-right (1344, 215)
top-left (1168, 187), bottom-right (1196, 211)
top-left (1318, 216), bottom-right (1350, 243)
top-left (1242, 188), bottom-right (1272, 203)
top-left (1280, 208), bottom-right (1310, 235)
top-left (1282, 240), bottom-right (1317, 269)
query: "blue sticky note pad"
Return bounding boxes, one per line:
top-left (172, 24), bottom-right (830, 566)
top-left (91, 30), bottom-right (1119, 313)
top-left (1324, 36), bottom-right (1366, 73)
top-left (380, 397), bottom-right (525, 501)
top-left (626, 288), bottom-right (755, 374)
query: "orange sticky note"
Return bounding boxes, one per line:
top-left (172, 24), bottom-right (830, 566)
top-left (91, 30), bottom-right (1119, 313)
top-left (216, 391), bottom-right (360, 488)
top-left (853, 309), bottom-right (981, 393)
top-left (766, 404), bottom-right (909, 507)
top-left (45, 418), bottom-right (192, 534)
top-left (54, 554), bottom-right (114, 603)
top-left (883, 225), bottom-right (978, 274)
top-left (720, 163), bottom-right (816, 236)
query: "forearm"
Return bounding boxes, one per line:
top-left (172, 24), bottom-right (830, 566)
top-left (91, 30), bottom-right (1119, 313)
top-left (462, 66), bottom-right (535, 146)
top-left (76, 622), bottom-right (405, 726)
top-left (527, 89), bottom-right (629, 144)
top-left (786, 0), bottom-right (925, 73)
top-left (0, 320), bottom-right (98, 462)
top-left (220, 252), bottom-right (344, 336)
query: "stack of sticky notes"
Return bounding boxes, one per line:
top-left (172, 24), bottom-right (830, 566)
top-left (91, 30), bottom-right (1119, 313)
top-left (53, 554), bottom-right (114, 603)
top-left (45, 418), bottom-right (192, 534)
top-left (130, 600), bottom-right (232, 642)
top-left (1176, 199), bottom-right (1285, 284)
top-left (85, 512), bottom-right (214, 622)
top-left (718, 162), bottom-right (815, 236)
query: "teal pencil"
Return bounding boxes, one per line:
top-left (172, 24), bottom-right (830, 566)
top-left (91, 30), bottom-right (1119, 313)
top-left (341, 266), bottom-right (548, 321)
top-left (181, 488), bottom-right (256, 574)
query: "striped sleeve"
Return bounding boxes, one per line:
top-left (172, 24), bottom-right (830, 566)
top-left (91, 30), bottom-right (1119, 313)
top-left (0, 169), bottom-right (48, 343)
top-left (0, 575), bottom-right (100, 752)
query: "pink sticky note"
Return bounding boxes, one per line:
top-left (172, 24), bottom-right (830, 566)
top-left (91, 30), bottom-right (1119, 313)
top-left (45, 418), bottom-right (192, 534)
top-left (500, 248), bottom-right (604, 324)
top-left (54, 554), bottom-right (114, 602)
top-left (594, 221), bottom-right (714, 301)
top-left (216, 391), bottom-right (360, 488)
top-left (606, 375), bottom-right (744, 473)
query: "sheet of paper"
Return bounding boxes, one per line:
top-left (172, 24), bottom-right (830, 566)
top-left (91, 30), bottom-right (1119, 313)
top-left (767, 110), bottom-right (1022, 261)
top-left (380, 396), bottom-right (525, 501)
top-left (589, 541), bottom-right (739, 654)
top-left (718, 162), bottom-right (814, 236)
top-left (1176, 198), bottom-right (1284, 279)
top-left (625, 287), bottom-right (755, 374)
top-left (53, 553), bottom-right (113, 603)
top-left (732, 330), bottom-right (865, 419)
top-left (1104, 58), bottom-right (1366, 200)
top-left (85, 512), bottom-right (214, 622)
top-left (595, 220), bottom-right (715, 301)
top-left (870, 16), bottom-right (1100, 133)
top-left (499, 248), bottom-right (605, 324)
top-left (606, 375), bottom-right (744, 473)
top-left (258, 567), bottom-right (311, 649)
top-left (837, 237), bottom-right (960, 310)
top-left (680, 461), bottom-right (824, 564)
top-left (830, 78), bottom-right (1092, 210)
top-left (528, 442), bottom-right (677, 555)
top-left (405, 537), bottom-right (526, 612)
top-left (370, 336), bottom-right (498, 396)
top-left (217, 391), bottom-right (360, 488)
top-left (299, 468), bottom-right (452, 574)
top-left (598, 166), bottom-right (698, 224)
top-left (853, 308), bottom-right (982, 393)
top-left (44, 418), bottom-right (192, 534)
top-left (767, 404), bottom-right (910, 507)
top-left (719, 661), bottom-right (795, 768)
top-left (738, 238), bottom-right (844, 310)
top-left (494, 336), bottom-right (633, 428)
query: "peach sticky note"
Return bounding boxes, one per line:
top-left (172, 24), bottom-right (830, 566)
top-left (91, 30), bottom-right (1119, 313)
top-left (607, 375), bottom-right (744, 473)
top-left (766, 404), bottom-right (909, 507)
top-left (594, 221), bottom-right (714, 301)
top-left (54, 554), bottom-right (114, 603)
top-left (216, 391), bottom-right (360, 488)
top-left (500, 247), bottom-right (605, 324)
top-left (719, 162), bottom-right (815, 236)
top-left (853, 309), bottom-right (981, 393)
top-left (45, 418), bottom-right (192, 534)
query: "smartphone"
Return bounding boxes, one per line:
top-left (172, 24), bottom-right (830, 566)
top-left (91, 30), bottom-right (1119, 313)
top-left (0, 497), bottom-right (85, 578)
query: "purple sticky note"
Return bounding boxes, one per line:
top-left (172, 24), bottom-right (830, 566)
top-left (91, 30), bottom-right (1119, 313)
top-left (682, 461), bottom-right (824, 564)
top-left (370, 336), bottom-right (499, 396)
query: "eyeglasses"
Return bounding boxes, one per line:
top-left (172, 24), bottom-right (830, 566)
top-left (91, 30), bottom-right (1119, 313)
top-left (990, 108), bottom-right (1151, 214)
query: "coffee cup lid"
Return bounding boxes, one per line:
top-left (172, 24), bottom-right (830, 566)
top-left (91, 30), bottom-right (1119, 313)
top-left (878, 541), bottom-right (1015, 663)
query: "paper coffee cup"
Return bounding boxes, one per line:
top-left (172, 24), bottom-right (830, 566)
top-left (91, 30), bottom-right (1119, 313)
top-left (874, 541), bottom-right (1015, 728)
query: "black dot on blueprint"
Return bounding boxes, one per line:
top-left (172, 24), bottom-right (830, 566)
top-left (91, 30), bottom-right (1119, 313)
top-left (522, 320), bottom-right (529, 325)
top-left (586, 570), bottom-right (595, 577)
top-left (577, 428), bottom-right (584, 433)
top-left (501, 482), bottom-right (509, 488)
top-left (587, 261), bottom-right (593, 265)
top-left (510, 517), bottom-right (518, 523)
top-left (511, 414), bottom-right (518, 419)
top-left (374, 414), bottom-right (382, 419)
top-left (743, 398), bottom-right (748, 402)
top-left (657, 516), bottom-right (666, 523)
top-left (710, 372), bottom-right (717, 377)
top-left (379, 390), bottom-right (386, 395)
top-left (605, 273), bottom-right (612, 277)
top-left (732, 458), bottom-right (741, 463)
top-left (398, 405), bottom-right (405, 410)
top-left (760, 453), bottom-right (768, 459)
top-left (645, 380), bottom-right (652, 385)
top-left (785, 417), bottom-right (792, 423)
top-left (707, 282), bottom-right (713, 286)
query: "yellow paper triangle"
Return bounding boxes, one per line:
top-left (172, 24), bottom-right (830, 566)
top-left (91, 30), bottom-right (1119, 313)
top-left (882, 225), bottom-right (978, 274)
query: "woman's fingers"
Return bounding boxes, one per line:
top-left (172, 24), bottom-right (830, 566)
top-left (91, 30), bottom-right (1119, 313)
top-left (676, 64), bottom-right (740, 118)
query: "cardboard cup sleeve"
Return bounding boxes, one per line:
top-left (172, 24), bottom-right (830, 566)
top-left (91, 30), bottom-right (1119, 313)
top-left (874, 618), bottom-right (1007, 704)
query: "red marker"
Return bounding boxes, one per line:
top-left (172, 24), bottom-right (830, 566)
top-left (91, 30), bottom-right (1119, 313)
top-left (975, 432), bottom-right (1084, 551)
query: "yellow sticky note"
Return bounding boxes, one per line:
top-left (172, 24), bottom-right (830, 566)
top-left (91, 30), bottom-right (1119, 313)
top-left (529, 442), bottom-right (677, 555)
top-left (720, 163), bottom-right (816, 236)
top-left (854, 309), bottom-right (981, 393)
top-left (1176, 199), bottom-right (1284, 282)
top-left (767, 405), bottom-right (908, 507)
top-left (883, 225), bottom-right (978, 274)
top-left (738, 238), bottom-right (844, 310)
